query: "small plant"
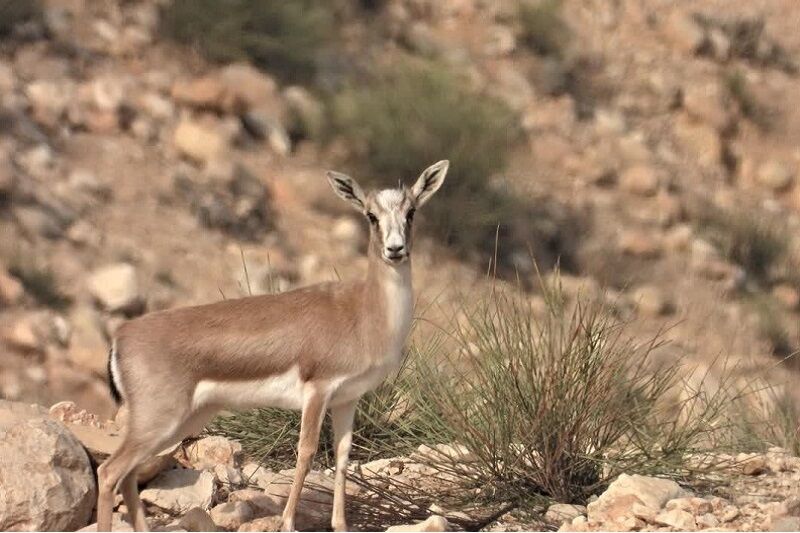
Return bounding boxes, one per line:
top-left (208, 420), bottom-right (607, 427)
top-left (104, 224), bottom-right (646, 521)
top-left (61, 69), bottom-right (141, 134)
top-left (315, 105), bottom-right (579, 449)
top-left (518, 0), bottom-right (572, 58)
top-left (724, 70), bottom-right (773, 130)
top-left (8, 259), bottom-right (71, 310)
top-left (160, 0), bottom-right (333, 83)
top-left (695, 205), bottom-right (789, 287)
top-left (0, 0), bottom-right (40, 36)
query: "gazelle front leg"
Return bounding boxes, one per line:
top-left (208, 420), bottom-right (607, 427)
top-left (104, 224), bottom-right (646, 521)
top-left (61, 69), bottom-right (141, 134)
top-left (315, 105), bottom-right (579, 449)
top-left (281, 385), bottom-right (330, 532)
top-left (331, 401), bottom-right (357, 532)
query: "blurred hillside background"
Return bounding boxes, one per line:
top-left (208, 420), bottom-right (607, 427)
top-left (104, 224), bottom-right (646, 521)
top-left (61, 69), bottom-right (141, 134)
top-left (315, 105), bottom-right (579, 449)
top-left (1, 0), bottom-right (800, 460)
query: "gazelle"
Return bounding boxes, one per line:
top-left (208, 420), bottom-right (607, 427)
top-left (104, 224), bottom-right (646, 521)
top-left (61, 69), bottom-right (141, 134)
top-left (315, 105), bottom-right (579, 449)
top-left (96, 160), bottom-right (449, 532)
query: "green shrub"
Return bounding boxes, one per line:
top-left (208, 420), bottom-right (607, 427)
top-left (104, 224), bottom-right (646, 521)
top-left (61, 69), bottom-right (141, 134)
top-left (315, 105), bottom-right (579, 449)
top-left (8, 259), bottom-right (71, 310)
top-left (695, 205), bottom-right (789, 287)
top-left (160, 0), bottom-right (333, 83)
top-left (0, 0), bottom-right (41, 36)
top-left (329, 59), bottom-right (577, 273)
top-left (519, 0), bottom-right (571, 58)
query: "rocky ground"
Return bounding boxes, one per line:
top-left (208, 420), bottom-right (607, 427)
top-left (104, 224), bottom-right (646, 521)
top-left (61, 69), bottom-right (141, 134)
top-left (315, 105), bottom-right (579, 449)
top-left (3, 399), bottom-right (800, 532)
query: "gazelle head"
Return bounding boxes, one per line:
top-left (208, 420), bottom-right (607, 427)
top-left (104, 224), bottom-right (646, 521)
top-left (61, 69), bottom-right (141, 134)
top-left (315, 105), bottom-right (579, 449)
top-left (327, 160), bottom-right (449, 265)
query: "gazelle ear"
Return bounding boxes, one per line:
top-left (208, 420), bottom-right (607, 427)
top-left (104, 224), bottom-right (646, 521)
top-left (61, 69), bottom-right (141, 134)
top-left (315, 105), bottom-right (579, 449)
top-left (327, 171), bottom-right (367, 211)
top-left (411, 160), bottom-right (449, 207)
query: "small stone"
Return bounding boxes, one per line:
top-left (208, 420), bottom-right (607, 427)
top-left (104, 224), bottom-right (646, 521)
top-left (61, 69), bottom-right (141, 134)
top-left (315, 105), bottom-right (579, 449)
top-left (673, 114), bottom-right (722, 169)
top-left (210, 501), bottom-right (254, 531)
top-left (283, 86), bottom-right (324, 140)
top-left (772, 284), bottom-right (800, 311)
top-left (386, 515), bottom-right (449, 532)
top-left (140, 469), bottom-right (216, 514)
top-left (618, 230), bottom-right (662, 258)
top-left (186, 435), bottom-right (243, 470)
top-left (67, 305), bottom-right (109, 376)
top-left (631, 285), bottom-right (673, 316)
top-left (708, 28), bottom-right (731, 60)
top-left (545, 504), bottom-right (587, 526)
top-left (720, 505), bottom-right (740, 522)
top-left (228, 489), bottom-right (283, 517)
top-left (620, 165), bottom-right (660, 196)
top-left (171, 77), bottom-right (230, 111)
top-left (738, 453), bottom-right (768, 475)
top-left (696, 512), bottom-right (719, 528)
top-left (654, 508), bottom-right (696, 530)
top-left (4, 317), bottom-right (43, 352)
top-left (683, 81), bottom-right (730, 130)
top-left (662, 10), bottom-right (706, 54)
top-left (757, 160), bottom-right (794, 192)
top-left (237, 516), bottom-right (282, 532)
top-left (179, 507), bottom-right (217, 532)
top-left (173, 118), bottom-right (228, 165)
top-left (87, 263), bottom-right (141, 313)
top-left (0, 269), bottom-right (24, 305)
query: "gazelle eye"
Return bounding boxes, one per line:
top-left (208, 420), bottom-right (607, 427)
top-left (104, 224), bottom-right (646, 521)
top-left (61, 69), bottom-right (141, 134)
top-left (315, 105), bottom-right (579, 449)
top-left (367, 212), bottom-right (378, 225)
top-left (406, 208), bottom-right (416, 222)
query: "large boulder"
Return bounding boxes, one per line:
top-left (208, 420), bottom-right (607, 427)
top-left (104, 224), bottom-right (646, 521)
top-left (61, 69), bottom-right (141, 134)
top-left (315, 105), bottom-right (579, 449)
top-left (0, 400), bottom-right (96, 531)
top-left (587, 474), bottom-right (689, 527)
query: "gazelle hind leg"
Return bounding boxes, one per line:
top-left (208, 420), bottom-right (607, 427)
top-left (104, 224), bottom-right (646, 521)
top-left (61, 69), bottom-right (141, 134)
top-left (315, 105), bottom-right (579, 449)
top-left (281, 385), bottom-right (330, 532)
top-left (330, 401), bottom-right (357, 532)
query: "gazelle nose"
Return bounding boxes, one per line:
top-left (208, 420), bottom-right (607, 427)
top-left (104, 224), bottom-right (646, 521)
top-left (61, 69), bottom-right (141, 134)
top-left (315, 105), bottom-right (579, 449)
top-left (386, 245), bottom-right (405, 254)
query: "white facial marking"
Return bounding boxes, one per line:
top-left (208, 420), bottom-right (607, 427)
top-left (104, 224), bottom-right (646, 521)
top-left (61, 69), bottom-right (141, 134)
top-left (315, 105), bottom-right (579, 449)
top-left (375, 189), bottom-right (409, 261)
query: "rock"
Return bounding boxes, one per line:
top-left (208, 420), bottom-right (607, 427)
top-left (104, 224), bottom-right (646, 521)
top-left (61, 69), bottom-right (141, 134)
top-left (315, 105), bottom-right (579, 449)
top-left (738, 453), bottom-right (768, 475)
top-left (174, 118), bottom-right (228, 165)
top-left (140, 469), bottom-right (216, 514)
top-left (179, 507), bottom-right (218, 532)
top-left (228, 489), bottom-right (284, 517)
top-left (771, 516), bottom-right (800, 532)
top-left (4, 315), bottom-right (44, 353)
top-left (683, 81), bottom-right (730, 130)
top-left (186, 435), bottom-right (243, 470)
top-left (214, 464), bottom-right (245, 489)
top-left (696, 512), bottom-right (719, 528)
top-left (587, 474), bottom-right (689, 526)
top-left (0, 269), bottom-right (23, 306)
top-left (414, 443), bottom-right (478, 463)
top-left (25, 79), bottom-right (76, 128)
top-left (0, 402), bottom-right (96, 531)
top-left (484, 24), bottom-right (516, 56)
top-left (673, 114), bottom-right (721, 169)
top-left (255, 469), bottom-right (335, 529)
top-left (283, 86), bottom-right (324, 140)
top-left (772, 284), bottom-right (800, 311)
top-left (87, 263), bottom-right (142, 313)
top-left (545, 504), bottom-right (587, 526)
top-left (662, 11), bottom-right (706, 54)
top-left (618, 230), bottom-right (662, 258)
top-left (78, 513), bottom-right (134, 532)
top-left (708, 28), bottom-right (731, 60)
top-left (331, 217), bottom-right (364, 256)
top-left (631, 285), bottom-right (673, 316)
top-left (218, 63), bottom-right (279, 111)
top-left (620, 165), bottom-right (660, 196)
top-left (757, 160), bottom-right (794, 192)
top-left (237, 516), bottom-right (283, 532)
top-left (171, 77), bottom-right (230, 112)
top-left (210, 501), bottom-right (254, 531)
top-left (68, 304), bottom-right (109, 376)
top-left (654, 508), bottom-right (697, 529)
top-left (386, 515), bottom-right (449, 532)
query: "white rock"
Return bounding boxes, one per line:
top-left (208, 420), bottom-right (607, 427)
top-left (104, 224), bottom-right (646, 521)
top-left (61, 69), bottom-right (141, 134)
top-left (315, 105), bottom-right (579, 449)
top-left (186, 435), bottom-right (243, 470)
top-left (87, 263), bottom-right (141, 313)
top-left (545, 503), bottom-right (587, 525)
top-left (587, 474), bottom-right (689, 525)
top-left (0, 401), bottom-right (96, 531)
top-left (387, 515), bottom-right (449, 532)
top-left (174, 118), bottom-right (228, 165)
top-left (210, 501), bottom-right (254, 530)
top-left (140, 469), bottom-right (216, 514)
top-left (178, 507), bottom-right (217, 532)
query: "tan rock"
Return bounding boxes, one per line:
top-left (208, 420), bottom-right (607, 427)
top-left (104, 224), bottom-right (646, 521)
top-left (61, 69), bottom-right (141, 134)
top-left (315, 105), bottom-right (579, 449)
top-left (620, 165), bottom-right (660, 196)
top-left (386, 515), bottom-right (449, 532)
top-left (772, 284), bottom-right (800, 311)
top-left (171, 77), bottom-right (230, 111)
top-left (0, 269), bottom-right (23, 305)
top-left (683, 81), bottom-right (730, 130)
top-left (140, 469), bottom-right (216, 514)
top-left (186, 435), bottom-right (243, 470)
top-left (174, 118), bottom-right (228, 165)
top-left (631, 285), bottom-right (673, 317)
top-left (545, 504), bottom-right (587, 526)
top-left (219, 63), bottom-right (279, 111)
top-left (68, 304), bottom-right (109, 376)
top-left (210, 501), bottom-right (254, 530)
top-left (662, 10), bottom-right (706, 54)
top-left (78, 513), bottom-right (134, 532)
top-left (0, 403), bottom-right (96, 531)
top-left (618, 230), bottom-right (662, 258)
top-left (179, 507), bottom-right (218, 532)
top-left (87, 263), bottom-right (142, 313)
top-left (757, 160), bottom-right (795, 192)
top-left (4, 316), bottom-right (43, 353)
top-left (673, 114), bottom-right (722, 169)
top-left (654, 508), bottom-right (696, 529)
top-left (238, 516), bottom-right (282, 532)
top-left (738, 453), bottom-right (768, 475)
top-left (587, 474), bottom-right (689, 525)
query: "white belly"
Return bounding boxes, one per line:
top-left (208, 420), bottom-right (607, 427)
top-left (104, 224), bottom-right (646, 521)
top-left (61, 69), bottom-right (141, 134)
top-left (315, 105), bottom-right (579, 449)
top-left (192, 366), bottom-right (304, 411)
top-left (331, 364), bottom-right (393, 406)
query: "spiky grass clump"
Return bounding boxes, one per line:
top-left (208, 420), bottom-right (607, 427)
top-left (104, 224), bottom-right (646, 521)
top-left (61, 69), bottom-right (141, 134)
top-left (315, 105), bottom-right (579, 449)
top-left (160, 0), bottom-right (333, 83)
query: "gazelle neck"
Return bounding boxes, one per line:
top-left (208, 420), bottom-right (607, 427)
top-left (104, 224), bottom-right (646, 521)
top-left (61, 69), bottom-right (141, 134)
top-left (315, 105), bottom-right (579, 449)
top-left (365, 249), bottom-right (413, 348)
